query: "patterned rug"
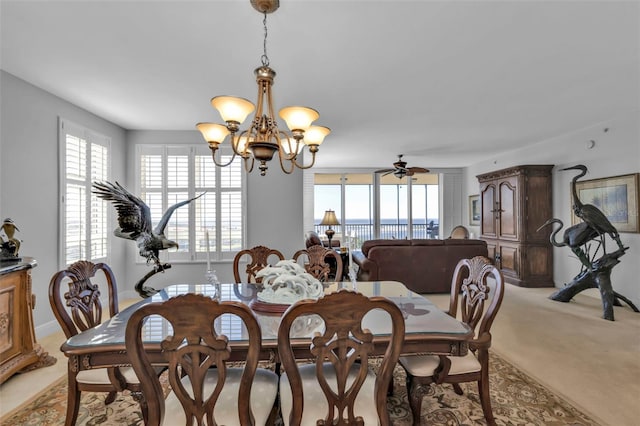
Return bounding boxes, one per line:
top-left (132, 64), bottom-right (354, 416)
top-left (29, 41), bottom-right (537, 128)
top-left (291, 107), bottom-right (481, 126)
top-left (1, 351), bottom-right (598, 425)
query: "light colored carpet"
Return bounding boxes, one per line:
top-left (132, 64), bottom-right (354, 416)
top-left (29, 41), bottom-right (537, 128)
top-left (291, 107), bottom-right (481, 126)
top-left (0, 352), bottom-right (598, 425)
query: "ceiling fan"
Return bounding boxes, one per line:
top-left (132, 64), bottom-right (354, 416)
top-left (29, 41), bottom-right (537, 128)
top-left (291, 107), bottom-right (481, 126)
top-left (375, 154), bottom-right (430, 178)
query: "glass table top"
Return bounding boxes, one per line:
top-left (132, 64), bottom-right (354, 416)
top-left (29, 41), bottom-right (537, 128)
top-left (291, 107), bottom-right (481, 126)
top-left (65, 281), bottom-right (469, 349)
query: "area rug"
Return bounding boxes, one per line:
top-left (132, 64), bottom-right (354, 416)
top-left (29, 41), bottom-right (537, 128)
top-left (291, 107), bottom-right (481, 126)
top-left (1, 351), bottom-right (598, 425)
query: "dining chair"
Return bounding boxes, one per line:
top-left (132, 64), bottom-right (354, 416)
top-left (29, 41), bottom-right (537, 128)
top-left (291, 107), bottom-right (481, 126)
top-left (125, 293), bottom-right (279, 426)
top-left (278, 289), bottom-right (405, 426)
top-left (448, 225), bottom-right (470, 239)
top-left (48, 260), bottom-right (141, 426)
top-left (292, 245), bottom-right (343, 282)
top-left (398, 255), bottom-right (505, 426)
top-left (233, 245), bottom-right (285, 283)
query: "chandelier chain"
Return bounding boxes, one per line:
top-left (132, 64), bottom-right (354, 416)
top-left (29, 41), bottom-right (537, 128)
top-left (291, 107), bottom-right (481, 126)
top-left (261, 11), bottom-right (269, 66)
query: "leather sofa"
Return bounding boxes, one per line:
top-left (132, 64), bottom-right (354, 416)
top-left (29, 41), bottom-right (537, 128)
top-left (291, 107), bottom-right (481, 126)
top-left (351, 239), bottom-right (488, 293)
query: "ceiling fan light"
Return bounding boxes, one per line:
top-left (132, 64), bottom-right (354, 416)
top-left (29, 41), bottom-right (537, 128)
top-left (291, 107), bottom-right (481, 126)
top-left (279, 106), bottom-right (319, 131)
top-left (303, 125), bottom-right (331, 146)
top-left (211, 96), bottom-right (255, 124)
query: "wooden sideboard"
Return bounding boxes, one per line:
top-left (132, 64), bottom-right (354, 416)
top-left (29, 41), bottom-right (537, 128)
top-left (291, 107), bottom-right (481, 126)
top-left (0, 258), bottom-right (56, 384)
top-left (477, 165), bottom-right (555, 287)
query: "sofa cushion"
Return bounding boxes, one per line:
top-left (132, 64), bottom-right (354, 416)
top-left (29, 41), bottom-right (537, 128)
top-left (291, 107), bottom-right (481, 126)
top-left (409, 239), bottom-right (445, 246)
top-left (361, 239), bottom-right (410, 256)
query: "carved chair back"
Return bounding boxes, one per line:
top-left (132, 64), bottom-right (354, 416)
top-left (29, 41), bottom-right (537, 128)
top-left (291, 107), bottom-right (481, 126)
top-left (292, 245), bottom-right (343, 282)
top-left (125, 293), bottom-right (272, 426)
top-left (448, 256), bottom-right (504, 345)
top-left (48, 260), bottom-right (132, 425)
top-left (233, 245), bottom-right (285, 283)
top-left (49, 260), bottom-right (118, 338)
top-left (278, 289), bottom-right (405, 426)
top-left (449, 225), bottom-right (470, 239)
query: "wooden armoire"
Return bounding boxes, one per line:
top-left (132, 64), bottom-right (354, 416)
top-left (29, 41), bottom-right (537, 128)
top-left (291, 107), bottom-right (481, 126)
top-left (477, 165), bottom-right (554, 287)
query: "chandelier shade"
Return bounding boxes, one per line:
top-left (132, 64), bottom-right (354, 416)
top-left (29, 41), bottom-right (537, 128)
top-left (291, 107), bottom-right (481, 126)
top-left (278, 106), bottom-right (319, 131)
top-left (210, 96), bottom-right (255, 125)
top-left (196, 0), bottom-right (329, 176)
top-left (303, 126), bottom-right (331, 146)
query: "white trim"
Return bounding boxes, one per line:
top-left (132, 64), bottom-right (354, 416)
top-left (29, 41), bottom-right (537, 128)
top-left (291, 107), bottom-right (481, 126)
top-left (58, 117), bottom-right (111, 269)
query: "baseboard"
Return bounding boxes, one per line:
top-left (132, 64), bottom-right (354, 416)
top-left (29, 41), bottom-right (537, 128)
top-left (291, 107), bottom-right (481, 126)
top-left (35, 320), bottom-right (62, 340)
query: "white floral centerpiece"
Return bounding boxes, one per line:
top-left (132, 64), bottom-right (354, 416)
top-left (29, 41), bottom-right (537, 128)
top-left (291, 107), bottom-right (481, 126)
top-left (254, 259), bottom-right (324, 305)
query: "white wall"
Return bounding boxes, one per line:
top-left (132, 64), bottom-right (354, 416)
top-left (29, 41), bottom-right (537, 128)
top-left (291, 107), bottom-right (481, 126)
top-left (0, 71), bottom-right (128, 332)
top-left (465, 111), bottom-right (640, 307)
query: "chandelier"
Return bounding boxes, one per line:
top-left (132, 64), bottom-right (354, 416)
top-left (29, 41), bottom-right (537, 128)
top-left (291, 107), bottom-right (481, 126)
top-left (196, 0), bottom-right (330, 176)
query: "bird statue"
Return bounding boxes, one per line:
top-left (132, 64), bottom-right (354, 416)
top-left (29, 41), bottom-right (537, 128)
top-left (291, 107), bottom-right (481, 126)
top-left (92, 181), bottom-right (204, 297)
top-left (0, 218), bottom-right (21, 257)
top-left (562, 165), bottom-right (625, 253)
top-left (537, 218), bottom-right (598, 267)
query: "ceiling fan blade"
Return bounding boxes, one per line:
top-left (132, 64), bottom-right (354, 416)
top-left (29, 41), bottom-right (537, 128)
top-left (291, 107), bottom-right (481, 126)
top-left (374, 168), bottom-right (395, 174)
top-left (407, 167), bottom-right (430, 174)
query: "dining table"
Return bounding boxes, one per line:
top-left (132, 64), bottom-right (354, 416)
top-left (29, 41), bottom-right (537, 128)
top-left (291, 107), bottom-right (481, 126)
top-left (61, 280), bottom-right (473, 371)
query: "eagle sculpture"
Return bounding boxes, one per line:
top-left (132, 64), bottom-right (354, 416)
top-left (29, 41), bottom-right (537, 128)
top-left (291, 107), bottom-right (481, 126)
top-left (92, 181), bottom-right (204, 296)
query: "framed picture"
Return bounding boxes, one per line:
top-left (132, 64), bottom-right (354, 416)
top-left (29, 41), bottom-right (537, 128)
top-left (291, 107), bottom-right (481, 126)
top-left (570, 172), bottom-right (639, 233)
top-left (469, 194), bottom-right (481, 226)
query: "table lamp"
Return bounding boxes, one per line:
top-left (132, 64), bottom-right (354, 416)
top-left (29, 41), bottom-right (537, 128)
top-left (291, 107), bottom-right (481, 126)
top-left (320, 209), bottom-right (340, 247)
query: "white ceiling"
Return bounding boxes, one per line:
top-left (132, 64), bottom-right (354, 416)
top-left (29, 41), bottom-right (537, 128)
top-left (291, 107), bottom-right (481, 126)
top-left (1, 0), bottom-right (638, 169)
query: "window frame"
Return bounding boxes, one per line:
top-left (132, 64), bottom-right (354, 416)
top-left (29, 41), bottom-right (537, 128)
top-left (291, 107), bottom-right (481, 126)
top-left (135, 144), bottom-right (246, 265)
top-left (308, 170), bottom-right (440, 245)
top-left (58, 117), bottom-right (111, 268)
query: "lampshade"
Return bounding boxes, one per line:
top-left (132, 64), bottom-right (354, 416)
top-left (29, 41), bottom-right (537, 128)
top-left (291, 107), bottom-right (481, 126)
top-left (211, 96), bottom-right (255, 124)
top-left (196, 123), bottom-right (230, 144)
top-left (304, 125), bottom-right (331, 146)
top-left (279, 106), bottom-right (319, 131)
top-left (320, 209), bottom-right (340, 226)
top-left (236, 135), bottom-right (250, 154)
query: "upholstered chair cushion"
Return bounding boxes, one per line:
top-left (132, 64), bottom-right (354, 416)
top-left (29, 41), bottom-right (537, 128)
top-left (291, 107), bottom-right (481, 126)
top-left (279, 363), bottom-right (379, 426)
top-left (399, 351), bottom-right (482, 377)
top-left (162, 367), bottom-right (278, 426)
top-left (75, 367), bottom-right (139, 385)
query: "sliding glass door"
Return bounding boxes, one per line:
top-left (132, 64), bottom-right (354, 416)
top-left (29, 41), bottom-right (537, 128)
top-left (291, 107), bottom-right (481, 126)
top-left (313, 172), bottom-right (439, 248)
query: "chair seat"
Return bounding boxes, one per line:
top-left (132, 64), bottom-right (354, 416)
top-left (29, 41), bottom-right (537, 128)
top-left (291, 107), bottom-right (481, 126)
top-left (76, 366), bottom-right (139, 385)
top-left (163, 367), bottom-right (278, 426)
top-left (279, 363), bottom-right (379, 426)
top-left (399, 351), bottom-right (482, 377)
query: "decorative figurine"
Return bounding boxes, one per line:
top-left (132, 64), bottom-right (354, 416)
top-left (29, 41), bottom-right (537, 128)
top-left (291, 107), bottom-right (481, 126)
top-left (92, 181), bottom-right (204, 297)
top-left (538, 165), bottom-right (638, 320)
top-left (0, 218), bottom-right (22, 261)
top-left (254, 259), bottom-right (324, 304)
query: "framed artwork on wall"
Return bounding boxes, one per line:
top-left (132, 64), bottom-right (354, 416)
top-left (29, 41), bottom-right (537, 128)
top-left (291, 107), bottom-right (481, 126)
top-left (570, 172), bottom-right (639, 233)
top-left (469, 194), bottom-right (480, 226)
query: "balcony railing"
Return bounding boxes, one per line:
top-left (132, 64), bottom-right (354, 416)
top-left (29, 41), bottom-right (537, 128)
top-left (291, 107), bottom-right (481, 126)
top-left (314, 223), bottom-right (439, 248)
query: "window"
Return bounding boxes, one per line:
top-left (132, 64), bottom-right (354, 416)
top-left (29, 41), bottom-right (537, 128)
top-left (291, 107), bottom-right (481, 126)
top-left (137, 145), bottom-right (245, 263)
top-left (59, 118), bottom-right (110, 266)
top-left (312, 172), bottom-right (439, 247)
